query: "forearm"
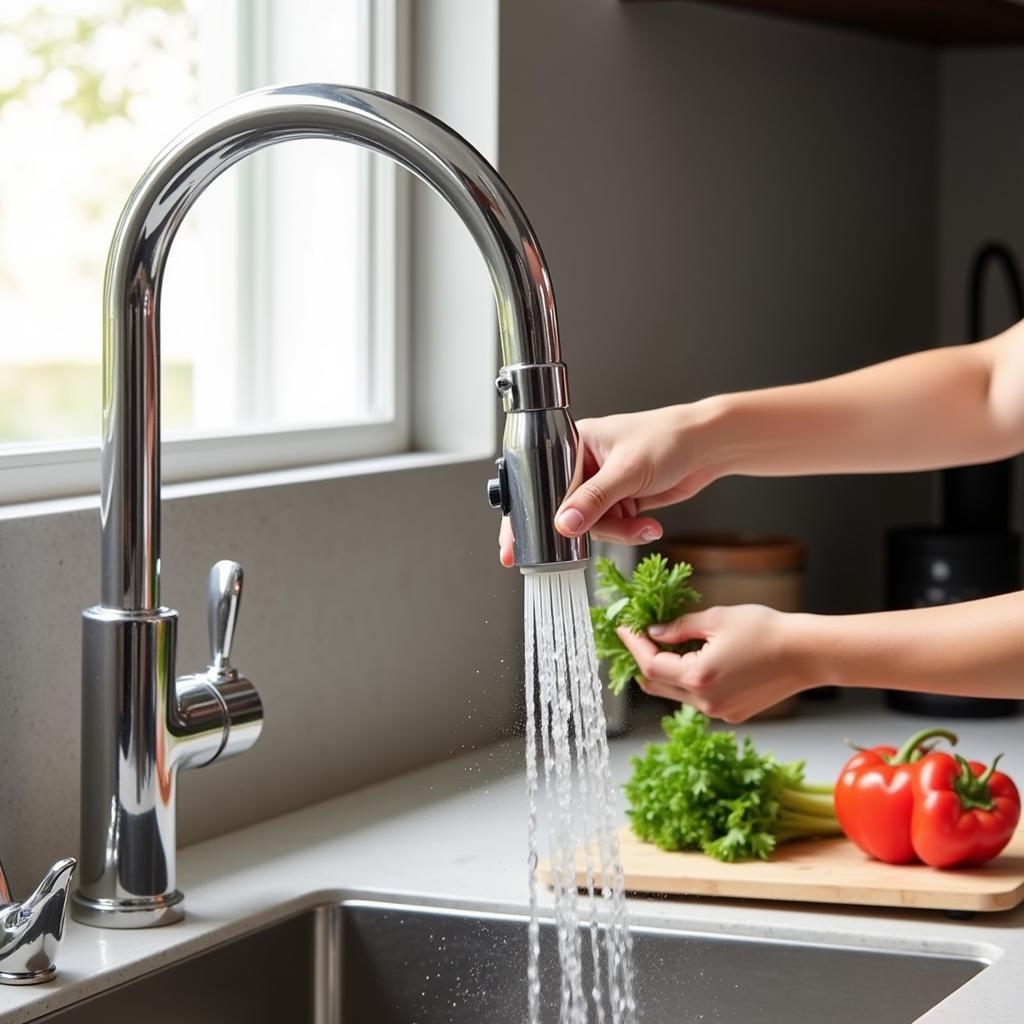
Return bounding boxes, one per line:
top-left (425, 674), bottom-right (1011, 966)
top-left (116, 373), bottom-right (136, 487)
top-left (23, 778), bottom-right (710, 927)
top-left (792, 593), bottom-right (1024, 700)
top-left (694, 325), bottom-right (1024, 480)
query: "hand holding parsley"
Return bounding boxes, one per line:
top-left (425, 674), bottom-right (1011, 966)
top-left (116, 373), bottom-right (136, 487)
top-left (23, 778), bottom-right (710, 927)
top-left (589, 554), bottom-right (704, 694)
top-left (591, 553), bottom-right (817, 722)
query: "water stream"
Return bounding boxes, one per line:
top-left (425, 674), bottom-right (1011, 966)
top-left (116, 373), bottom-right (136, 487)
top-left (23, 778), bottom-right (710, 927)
top-left (524, 568), bottom-right (637, 1024)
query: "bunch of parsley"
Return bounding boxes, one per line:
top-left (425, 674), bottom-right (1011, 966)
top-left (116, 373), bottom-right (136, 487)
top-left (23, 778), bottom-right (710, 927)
top-left (589, 554), bottom-right (703, 694)
top-left (626, 706), bottom-right (839, 861)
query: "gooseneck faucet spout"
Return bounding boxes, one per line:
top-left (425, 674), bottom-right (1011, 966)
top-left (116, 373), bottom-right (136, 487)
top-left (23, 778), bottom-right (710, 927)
top-left (75, 84), bottom-right (588, 929)
top-left (102, 83), bottom-right (583, 604)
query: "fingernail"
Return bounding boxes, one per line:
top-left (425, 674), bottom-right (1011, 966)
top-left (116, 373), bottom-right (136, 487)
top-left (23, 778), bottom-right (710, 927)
top-left (556, 508), bottom-right (584, 535)
top-left (648, 624), bottom-right (667, 638)
top-left (640, 526), bottom-right (661, 542)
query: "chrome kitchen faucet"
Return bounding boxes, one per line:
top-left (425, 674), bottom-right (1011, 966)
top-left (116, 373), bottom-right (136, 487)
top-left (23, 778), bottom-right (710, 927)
top-left (73, 84), bottom-right (588, 929)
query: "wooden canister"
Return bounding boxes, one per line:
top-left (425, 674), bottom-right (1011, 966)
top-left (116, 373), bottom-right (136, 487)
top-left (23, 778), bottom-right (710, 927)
top-left (657, 533), bottom-right (806, 719)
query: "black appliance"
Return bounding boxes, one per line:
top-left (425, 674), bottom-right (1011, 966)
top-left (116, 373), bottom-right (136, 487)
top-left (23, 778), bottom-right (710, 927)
top-left (886, 242), bottom-right (1024, 718)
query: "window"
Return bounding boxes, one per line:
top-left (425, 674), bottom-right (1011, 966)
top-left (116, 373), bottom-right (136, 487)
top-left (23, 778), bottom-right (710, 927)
top-left (0, 0), bottom-right (407, 502)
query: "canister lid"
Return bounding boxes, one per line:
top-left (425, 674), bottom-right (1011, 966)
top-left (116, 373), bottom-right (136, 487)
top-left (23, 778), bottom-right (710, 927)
top-left (658, 532), bottom-right (805, 573)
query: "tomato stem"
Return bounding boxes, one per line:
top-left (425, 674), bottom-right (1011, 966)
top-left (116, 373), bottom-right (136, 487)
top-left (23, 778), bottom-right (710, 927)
top-left (891, 727), bottom-right (958, 765)
top-left (978, 753), bottom-right (1004, 789)
top-left (953, 754), bottom-right (998, 812)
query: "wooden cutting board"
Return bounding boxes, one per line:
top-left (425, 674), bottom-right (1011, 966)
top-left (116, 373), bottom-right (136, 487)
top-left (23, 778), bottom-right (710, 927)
top-left (538, 825), bottom-right (1024, 913)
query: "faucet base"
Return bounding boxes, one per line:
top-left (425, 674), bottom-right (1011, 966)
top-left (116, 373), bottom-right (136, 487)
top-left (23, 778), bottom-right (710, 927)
top-left (71, 889), bottom-right (184, 929)
top-left (0, 966), bottom-right (56, 986)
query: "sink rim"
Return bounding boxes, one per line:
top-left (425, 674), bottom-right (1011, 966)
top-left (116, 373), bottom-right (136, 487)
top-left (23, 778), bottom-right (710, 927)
top-left (6, 886), bottom-right (1004, 1024)
top-left (339, 894), bottom-right (998, 966)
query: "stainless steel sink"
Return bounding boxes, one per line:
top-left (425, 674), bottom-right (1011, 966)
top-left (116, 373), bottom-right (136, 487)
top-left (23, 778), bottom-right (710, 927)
top-left (42, 898), bottom-right (986, 1023)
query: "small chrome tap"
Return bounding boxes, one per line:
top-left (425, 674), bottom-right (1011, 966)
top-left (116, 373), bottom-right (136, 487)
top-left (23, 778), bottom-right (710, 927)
top-left (74, 83), bottom-right (588, 930)
top-left (0, 857), bottom-right (76, 984)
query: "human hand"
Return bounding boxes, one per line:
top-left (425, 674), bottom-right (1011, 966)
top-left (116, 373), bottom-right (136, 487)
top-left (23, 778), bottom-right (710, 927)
top-left (498, 401), bottom-right (726, 566)
top-left (616, 604), bottom-right (813, 723)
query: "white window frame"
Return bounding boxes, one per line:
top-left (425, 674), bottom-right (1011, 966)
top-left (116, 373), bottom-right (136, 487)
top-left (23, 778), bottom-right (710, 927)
top-left (0, 0), bottom-right (410, 506)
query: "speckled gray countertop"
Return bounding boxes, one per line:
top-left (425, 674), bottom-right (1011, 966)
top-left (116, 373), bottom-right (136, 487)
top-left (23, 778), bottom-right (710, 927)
top-left (0, 692), bottom-right (1020, 1023)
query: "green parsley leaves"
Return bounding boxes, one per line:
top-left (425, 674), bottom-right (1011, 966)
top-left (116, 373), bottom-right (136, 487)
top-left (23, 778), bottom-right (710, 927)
top-left (589, 554), bottom-right (703, 694)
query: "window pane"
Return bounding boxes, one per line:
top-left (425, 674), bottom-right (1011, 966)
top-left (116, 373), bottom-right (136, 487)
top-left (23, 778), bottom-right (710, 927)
top-left (238, 0), bottom-right (371, 432)
top-left (0, 0), bottom-right (203, 443)
top-left (0, 0), bottom-right (386, 452)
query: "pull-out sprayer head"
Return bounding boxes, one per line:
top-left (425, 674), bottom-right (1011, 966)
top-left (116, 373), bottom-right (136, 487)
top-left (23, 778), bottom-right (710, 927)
top-left (487, 364), bottom-right (589, 573)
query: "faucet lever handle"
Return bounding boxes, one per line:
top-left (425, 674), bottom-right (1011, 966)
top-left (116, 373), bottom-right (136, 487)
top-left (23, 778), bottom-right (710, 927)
top-left (207, 560), bottom-right (243, 673)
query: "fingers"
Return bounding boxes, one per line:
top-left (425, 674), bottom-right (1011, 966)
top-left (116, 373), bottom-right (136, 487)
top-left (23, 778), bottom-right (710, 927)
top-left (617, 627), bottom-right (704, 688)
top-left (639, 468), bottom-right (717, 508)
top-left (498, 517), bottom-right (514, 568)
top-left (623, 632), bottom-right (729, 719)
top-left (591, 512), bottom-right (665, 545)
top-left (635, 677), bottom-right (723, 720)
top-left (635, 677), bottom-right (684, 702)
top-left (555, 458), bottom-right (643, 538)
top-left (647, 608), bottom-right (718, 644)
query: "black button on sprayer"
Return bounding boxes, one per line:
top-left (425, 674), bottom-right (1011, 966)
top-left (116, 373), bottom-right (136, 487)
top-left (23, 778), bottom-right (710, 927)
top-left (487, 457), bottom-right (511, 515)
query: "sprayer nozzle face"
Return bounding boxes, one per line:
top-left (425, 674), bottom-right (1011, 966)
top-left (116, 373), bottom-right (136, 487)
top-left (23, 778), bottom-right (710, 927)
top-left (519, 559), bottom-right (589, 576)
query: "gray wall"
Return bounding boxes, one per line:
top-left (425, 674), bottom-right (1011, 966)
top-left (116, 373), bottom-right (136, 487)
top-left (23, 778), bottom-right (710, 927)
top-left (0, 460), bottom-right (522, 893)
top-left (935, 50), bottom-right (1024, 533)
top-left (937, 48), bottom-right (1024, 348)
top-left (500, 0), bottom-right (939, 615)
